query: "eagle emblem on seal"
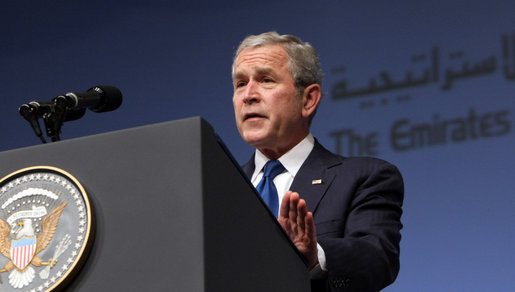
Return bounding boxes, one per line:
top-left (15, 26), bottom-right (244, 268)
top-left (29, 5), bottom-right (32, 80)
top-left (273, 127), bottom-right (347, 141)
top-left (0, 202), bottom-right (67, 288)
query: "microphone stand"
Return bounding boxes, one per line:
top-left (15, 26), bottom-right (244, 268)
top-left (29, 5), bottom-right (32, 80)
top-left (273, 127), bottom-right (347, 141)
top-left (19, 96), bottom-right (67, 143)
top-left (19, 95), bottom-right (88, 143)
top-left (41, 96), bottom-right (67, 142)
top-left (18, 104), bottom-right (47, 144)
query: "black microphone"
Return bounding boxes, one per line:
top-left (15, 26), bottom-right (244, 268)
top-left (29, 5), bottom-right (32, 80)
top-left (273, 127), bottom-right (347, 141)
top-left (58, 85), bottom-right (123, 113)
top-left (18, 103), bottom-right (46, 143)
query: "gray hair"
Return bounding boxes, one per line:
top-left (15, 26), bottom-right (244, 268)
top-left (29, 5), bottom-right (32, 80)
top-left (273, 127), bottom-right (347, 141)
top-left (232, 31), bottom-right (322, 96)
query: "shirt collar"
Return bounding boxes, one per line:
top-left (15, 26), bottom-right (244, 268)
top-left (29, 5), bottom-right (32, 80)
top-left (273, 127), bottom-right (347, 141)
top-left (252, 133), bottom-right (315, 182)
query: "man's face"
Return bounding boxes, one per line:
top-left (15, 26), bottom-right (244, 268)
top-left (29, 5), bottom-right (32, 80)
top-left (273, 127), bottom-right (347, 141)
top-left (232, 44), bottom-right (308, 157)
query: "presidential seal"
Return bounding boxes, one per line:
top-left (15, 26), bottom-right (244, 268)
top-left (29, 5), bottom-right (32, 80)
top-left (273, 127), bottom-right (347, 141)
top-left (0, 166), bottom-right (94, 291)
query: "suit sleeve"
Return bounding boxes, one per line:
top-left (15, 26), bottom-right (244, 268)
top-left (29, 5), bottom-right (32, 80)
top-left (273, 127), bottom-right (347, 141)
top-left (315, 159), bottom-right (404, 292)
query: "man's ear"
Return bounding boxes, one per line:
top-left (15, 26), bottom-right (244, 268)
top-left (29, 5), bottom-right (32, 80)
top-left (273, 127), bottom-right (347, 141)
top-left (302, 84), bottom-right (322, 119)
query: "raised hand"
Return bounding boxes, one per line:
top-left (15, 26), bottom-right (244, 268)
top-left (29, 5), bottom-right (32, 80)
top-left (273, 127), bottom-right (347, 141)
top-left (278, 191), bottom-right (318, 268)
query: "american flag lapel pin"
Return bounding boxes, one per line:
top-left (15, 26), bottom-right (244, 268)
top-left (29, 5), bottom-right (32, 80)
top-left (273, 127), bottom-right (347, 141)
top-left (311, 179), bottom-right (322, 185)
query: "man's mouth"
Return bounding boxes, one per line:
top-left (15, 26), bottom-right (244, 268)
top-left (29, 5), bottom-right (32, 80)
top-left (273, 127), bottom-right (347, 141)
top-left (244, 113), bottom-right (265, 121)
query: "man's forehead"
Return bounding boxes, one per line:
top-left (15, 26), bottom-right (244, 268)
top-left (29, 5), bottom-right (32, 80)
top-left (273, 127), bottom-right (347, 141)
top-left (233, 66), bottom-right (275, 78)
top-left (235, 45), bottom-right (288, 69)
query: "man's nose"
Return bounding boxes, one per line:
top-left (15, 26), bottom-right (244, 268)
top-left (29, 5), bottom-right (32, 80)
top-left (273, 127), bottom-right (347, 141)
top-left (242, 81), bottom-right (260, 104)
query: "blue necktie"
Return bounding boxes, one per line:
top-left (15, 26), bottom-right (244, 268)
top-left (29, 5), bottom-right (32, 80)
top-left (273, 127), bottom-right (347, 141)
top-left (256, 160), bottom-right (285, 217)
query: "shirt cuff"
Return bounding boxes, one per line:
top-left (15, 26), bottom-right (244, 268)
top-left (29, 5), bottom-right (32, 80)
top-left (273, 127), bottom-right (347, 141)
top-left (317, 242), bottom-right (328, 271)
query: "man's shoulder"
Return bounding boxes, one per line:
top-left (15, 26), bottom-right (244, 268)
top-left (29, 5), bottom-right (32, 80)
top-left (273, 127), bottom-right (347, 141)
top-left (340, 156), bottom-right (398, 169)
top-left (311, 141), bottom-right (400, 173)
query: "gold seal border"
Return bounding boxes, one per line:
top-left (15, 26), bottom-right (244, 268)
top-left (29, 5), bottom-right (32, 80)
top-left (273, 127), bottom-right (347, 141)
top-left (0, 165), bottom-right (95, 292)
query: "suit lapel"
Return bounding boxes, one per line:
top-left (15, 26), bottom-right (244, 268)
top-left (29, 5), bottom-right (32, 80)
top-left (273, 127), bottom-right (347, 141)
top-left (241, 154), bottom-right (255, 179)
top-left (290, 141), bottom-right (342, 214)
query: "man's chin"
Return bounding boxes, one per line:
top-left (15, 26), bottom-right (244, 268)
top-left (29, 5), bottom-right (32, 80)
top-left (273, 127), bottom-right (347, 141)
top-left (242, 132), bottom-right (270, 148)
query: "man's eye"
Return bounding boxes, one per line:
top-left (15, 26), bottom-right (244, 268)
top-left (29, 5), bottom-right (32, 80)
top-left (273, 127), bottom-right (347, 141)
top-left (236, 81), bottom-right (246, 88)
top-left (263, 78), bottom-right (273, 83)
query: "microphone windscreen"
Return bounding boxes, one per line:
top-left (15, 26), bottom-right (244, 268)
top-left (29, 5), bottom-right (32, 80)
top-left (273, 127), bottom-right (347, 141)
top-left (89, 85), bottom-right (123, 113)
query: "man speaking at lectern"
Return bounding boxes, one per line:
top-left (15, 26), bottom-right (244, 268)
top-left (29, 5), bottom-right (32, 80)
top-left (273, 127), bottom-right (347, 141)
top-left (232, 32), bottom-right (404, 292)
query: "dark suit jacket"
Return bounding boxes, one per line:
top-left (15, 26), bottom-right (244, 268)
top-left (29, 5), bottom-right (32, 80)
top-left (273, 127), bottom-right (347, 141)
top-left (242, 141), bottom-right (404, 292)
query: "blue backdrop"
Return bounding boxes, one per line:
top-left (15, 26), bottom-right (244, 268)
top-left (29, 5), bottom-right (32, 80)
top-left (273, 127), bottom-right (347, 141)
top-left (2, 1), bottom-right (515, 290)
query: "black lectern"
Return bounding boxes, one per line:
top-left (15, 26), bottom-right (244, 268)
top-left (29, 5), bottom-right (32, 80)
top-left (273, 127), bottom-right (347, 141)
top-left (0, 117), bottom-right (310, 291)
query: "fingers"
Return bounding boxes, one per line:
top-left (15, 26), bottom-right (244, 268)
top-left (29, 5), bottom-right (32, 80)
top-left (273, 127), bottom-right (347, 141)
top-left (280, 191), bottom-right (307, 231)
top-left (295, 197), bottom-right (307, 231)
top-left (279, 191), bottom-right (291, 219)
top-left (304, 210), bottom-right (315, 240)
top-left (279, 191), bottom-right (316, 237)
top-left (289, 192), bottom-right (300, 228)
